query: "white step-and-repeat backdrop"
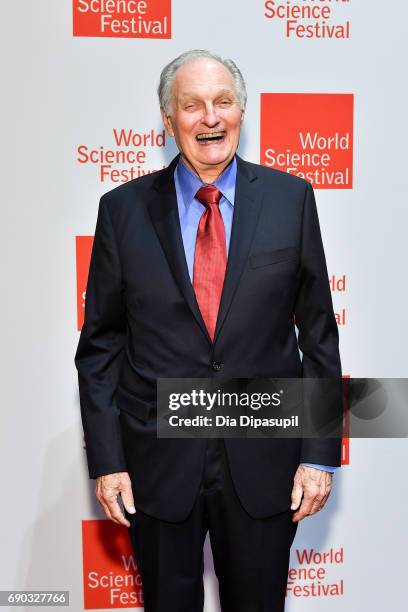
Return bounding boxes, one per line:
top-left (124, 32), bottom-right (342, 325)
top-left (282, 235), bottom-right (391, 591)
top-left (2, 1), bottom-right (407, 610)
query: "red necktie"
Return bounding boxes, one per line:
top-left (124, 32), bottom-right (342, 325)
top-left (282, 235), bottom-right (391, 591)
top-left (193, 185), bottom-right (227, 341)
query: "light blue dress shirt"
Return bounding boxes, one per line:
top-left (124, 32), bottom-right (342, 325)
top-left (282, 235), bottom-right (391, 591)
top-left (174, 155), bottom-right (336, 474)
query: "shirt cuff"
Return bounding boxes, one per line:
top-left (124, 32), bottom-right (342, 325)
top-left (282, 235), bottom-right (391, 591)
top-left (301, 463), bottom-right (337, 473)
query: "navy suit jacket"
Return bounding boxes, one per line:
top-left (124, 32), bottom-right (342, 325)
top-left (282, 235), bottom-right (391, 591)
top-left (75, 153), bottom-right (342, 521)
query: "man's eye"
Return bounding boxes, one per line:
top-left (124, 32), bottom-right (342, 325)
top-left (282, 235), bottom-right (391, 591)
top-left (185, 104), bottom-right (195, 110)
top-left (219, 100), bottom-right (232, 106)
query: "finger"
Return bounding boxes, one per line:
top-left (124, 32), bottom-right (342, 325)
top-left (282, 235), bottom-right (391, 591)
top-left (309, 477), bottom-right (332, 513)
top-left (95, 485), bottom-right (115, 522)
top-left (98, 498), bottom-right (115, 522)
top-left (311, 490), bottom-right (330, 515)
top-left (97, 477), bottom-right (128, 526)
top-left (120, 483), bottom-right (136, 515)
top-left (292, 492), bottom-right (315, 522)
top-left (95, 480), bottom-right (126, 526)
top-left (292, 502), bottom-right (308, 522)
top-left (106, 495), bottom-right (131, 527)
top-left (313, 480), bottom-right (332, 510)
top-left (291, 482), bottom-right (303, 510)
top-left (309, 493), bottom-right (326, 516)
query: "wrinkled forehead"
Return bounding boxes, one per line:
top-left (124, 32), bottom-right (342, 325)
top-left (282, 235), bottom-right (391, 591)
top-left (171, 58), bottom-right (237, 102)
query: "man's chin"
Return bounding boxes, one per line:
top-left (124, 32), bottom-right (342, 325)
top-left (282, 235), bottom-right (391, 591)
top-left (195, 150), bottom-right (234, 168)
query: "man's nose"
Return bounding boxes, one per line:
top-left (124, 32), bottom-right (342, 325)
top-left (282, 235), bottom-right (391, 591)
top-left (202, 105), bottom-right (219, 127)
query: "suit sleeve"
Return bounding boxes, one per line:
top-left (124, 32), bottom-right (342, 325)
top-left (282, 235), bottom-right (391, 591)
top-left (74, 195), bottom-right (128, 479)
top-left (294, 181), bottom-right (343, 466)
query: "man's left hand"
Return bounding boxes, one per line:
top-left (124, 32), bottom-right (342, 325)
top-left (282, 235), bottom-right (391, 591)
top-left (290, 465), bottom-right (333, 522)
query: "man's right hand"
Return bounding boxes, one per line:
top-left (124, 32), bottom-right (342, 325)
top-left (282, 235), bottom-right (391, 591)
top-left (95, 472), bottom-right (136, 527)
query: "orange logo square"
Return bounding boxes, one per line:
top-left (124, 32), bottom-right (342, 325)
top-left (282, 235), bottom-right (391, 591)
top-left (76, 236), bottom-right (94, 331)
top-left (260, 94), bottom-right (354, 189)
top-left (73, 0), bottom-right (171, 38)
top-left (82, 519), bottom-right (143, 609)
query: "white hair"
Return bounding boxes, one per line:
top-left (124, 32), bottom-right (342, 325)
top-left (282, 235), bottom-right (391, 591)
top-left (158, 49), bottom-right (247, 115)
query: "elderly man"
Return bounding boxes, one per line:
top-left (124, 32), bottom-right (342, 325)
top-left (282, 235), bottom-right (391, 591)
top-left (75, 50), bottom-right (341, 612)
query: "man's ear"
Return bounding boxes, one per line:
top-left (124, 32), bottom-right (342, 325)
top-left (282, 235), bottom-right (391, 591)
top-left (160, 107), bottom-right (175, 137)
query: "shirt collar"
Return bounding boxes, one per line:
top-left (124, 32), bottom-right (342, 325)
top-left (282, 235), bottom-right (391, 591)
top-left (175, 154), bottom-right (237, 207)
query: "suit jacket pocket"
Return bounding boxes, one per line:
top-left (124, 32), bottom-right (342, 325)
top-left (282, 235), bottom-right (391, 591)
top-left (116, 385), bottom-right (155, 423)
top-left (249, 247), bottom-right (299, 269)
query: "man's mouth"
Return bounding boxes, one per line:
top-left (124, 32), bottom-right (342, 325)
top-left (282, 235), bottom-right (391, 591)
top-left (195, 131), bottom-right (226, 144)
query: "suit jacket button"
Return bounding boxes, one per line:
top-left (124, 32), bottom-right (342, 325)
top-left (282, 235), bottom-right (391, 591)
top-left (212, 361), bottom-right (223, 372)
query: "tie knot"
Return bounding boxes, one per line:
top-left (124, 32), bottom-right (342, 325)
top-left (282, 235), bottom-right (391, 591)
top-left (195, 185), bottom-right (222, 208)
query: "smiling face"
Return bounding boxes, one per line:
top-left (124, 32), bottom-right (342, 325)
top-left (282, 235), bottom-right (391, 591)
top-left (160, 58), bottom-right (244, 182)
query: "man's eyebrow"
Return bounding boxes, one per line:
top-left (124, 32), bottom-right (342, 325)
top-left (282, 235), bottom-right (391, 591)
top-left (214, 88), bottom-right (235, 97)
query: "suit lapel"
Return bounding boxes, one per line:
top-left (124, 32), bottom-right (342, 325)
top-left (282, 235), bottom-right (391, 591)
top-left (147, 154), bottom-right (212, 344)
top-left (147, 153), bottom-right (264, 346)
top-left (213, 155), bottom-right (264, 342)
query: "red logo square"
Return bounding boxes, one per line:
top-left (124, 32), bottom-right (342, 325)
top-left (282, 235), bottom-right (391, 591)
top-left (76, 236), bottom-right (94, 331)
top-left (82, 519), bottom-right (143, 609)
top-left (73, 0), bottom-right (171, 38)
top-left (260, 93), bottom-right (354, 189)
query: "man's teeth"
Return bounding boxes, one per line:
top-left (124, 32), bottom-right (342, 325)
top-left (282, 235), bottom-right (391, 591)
top-left (196, 132), bottom-right (225, 141)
